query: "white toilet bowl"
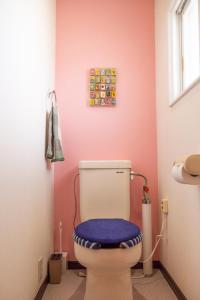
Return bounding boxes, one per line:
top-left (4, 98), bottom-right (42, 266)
top-left (74, 241), bottom-right (142, 300)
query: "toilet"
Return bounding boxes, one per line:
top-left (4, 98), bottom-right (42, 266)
top-left (73, 160), bottom-right (142, 300)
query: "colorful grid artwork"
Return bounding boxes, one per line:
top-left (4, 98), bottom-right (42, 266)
top-left (89, 68), bottom-right (117, 106)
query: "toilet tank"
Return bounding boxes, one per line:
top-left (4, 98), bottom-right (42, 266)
top-left (79, 160), bottom-right (131, 221)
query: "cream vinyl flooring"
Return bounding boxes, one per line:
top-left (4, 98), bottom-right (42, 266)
top-left (43, 269), bottom-right (177, 300)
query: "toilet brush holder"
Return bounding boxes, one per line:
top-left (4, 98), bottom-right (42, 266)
top-left (49, 253), bottom-right (62, 284)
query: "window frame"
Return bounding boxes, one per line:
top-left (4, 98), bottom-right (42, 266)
top-left (169, 0), bottom-right (200, 106)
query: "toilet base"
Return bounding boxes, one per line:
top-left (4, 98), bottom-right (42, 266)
top-left (85, 269), bottom-right (133, 300)
top-left (74, 242), bottom-right (142, 300)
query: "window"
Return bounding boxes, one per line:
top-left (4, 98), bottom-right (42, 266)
top-left (169, 0), bottom-right (200, 104)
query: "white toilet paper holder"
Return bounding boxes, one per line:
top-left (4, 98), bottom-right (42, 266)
top-left (172, 154), bottom-right (200, 185)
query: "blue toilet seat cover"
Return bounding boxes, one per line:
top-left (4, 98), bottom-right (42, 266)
top-left (73, 219), bottom-right (142, 249)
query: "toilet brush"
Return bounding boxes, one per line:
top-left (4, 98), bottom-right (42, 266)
top-left (59, 221), bottom-right (68, 273)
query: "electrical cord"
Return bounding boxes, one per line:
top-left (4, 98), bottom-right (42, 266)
top-left (142, 213), bottom-right (166, 264)
top-left (131, 213), bottom-right (166, 279)
top-left (131, 273), bottom-right (145, 279)
top-left (73, 174), bottom-right (79, 230)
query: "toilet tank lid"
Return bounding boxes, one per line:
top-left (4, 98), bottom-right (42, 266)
top-left (79, 160), bottom-right (132, 169)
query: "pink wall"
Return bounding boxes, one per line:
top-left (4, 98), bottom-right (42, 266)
top-left (55, 0), bottom-right (158, 260)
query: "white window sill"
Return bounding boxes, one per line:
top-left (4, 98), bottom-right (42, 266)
top-left (170, 76), bottom-right (200, 107)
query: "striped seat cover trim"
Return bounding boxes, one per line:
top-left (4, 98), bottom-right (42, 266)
top-left (73, 232), bottom-right (143, 249)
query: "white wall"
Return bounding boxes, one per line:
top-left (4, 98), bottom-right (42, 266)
top-left (155, 1), bottom-right (200, 299)
top-left (0, 1), bottom-right (55, 299)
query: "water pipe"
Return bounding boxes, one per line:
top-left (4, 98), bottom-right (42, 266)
top-left (131, 172), bottom-right (153, 276)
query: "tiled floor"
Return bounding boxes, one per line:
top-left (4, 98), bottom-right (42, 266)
top-left (43, 269), bottom-right (177, 300)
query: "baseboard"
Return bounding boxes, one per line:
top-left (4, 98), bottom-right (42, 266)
top-left (68, 260), bottom-right (160, 270)
top-left (159, 262), bottom-right (187, 300)
top-left (34, 276), bottom-right (48, 300)
top-left (132, 261), bottom-right (160, 269)
top-left (68, 261), bottom-right (86, 269)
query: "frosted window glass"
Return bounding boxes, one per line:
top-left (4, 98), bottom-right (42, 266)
top-left (182, 0), bottom-right (200, 89)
